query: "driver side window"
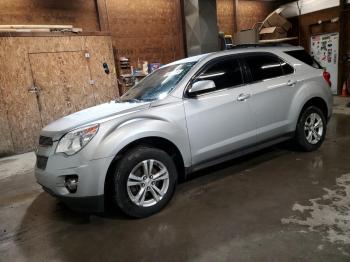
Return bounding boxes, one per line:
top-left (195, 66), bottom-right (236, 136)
top-left (197, 58), bottom-right (244, 92)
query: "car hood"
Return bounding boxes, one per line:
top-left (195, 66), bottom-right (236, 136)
top-left (42, 101), bottom-right (150, 138)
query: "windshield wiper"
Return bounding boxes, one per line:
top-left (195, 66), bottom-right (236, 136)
top-left (127, 98), bottom-right (143, 103)
top-left (115, 98), bottom-right (143, 103)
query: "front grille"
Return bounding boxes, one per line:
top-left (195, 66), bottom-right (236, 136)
top-left (39, 136), bottom-right (53, 146)
top-left (36, 156), bottom-right (48, 170)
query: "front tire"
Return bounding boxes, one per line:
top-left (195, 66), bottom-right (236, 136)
top-left (295, 106), bottom-right (327, 152)
top-left (112, 146), bottom-right (177, 218)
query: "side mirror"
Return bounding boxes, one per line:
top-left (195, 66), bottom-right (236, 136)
top-left (188, 80), bottom-right (216, 96)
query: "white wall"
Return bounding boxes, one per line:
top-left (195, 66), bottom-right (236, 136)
top-left (279, 0), bottom-right (343, 18)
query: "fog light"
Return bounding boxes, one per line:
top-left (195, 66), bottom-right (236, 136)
top-left (65, 175), bottom-right (78, 193)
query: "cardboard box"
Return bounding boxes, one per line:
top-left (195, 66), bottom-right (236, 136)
top-left (260, 27), bottom-right (287, 40)
top-left (261, 8), bottom-right (292, 32)
top-left (234, 28), bottom-right (259, 44)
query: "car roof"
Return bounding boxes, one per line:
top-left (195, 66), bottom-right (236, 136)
top-left (168, 45), bottom-right (305, 66)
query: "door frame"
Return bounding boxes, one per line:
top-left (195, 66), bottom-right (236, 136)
top-left (183, 54), bottom-right (249, 98)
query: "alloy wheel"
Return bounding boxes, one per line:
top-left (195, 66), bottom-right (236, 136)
top-left (304, 113), bottom-right (324, 145)
top-left (126, 159), bottom-right (170, 207)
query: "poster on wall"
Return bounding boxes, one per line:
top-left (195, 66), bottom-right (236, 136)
top-left (310, 32), bottom-right (339, 95)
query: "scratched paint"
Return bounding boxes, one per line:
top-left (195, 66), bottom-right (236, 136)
top-left (282, 173), bottom-right (350, 245)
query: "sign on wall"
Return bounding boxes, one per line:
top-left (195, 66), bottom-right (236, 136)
top-left (310, 32), bottom-right (339, 94)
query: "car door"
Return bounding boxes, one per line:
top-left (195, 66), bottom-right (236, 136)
top-left (183, 56), bottom-right (257, 166)
top-left (242, 52), bottom-right (296, 143)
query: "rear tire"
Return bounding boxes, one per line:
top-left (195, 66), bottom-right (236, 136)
top-left (112, 146), bottom-right (177, 218)
top-left (295, 106), bottom-right (326, 152)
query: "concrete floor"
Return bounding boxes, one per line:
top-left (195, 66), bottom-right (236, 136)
top-left (1, 98), bottom-right (350, 262)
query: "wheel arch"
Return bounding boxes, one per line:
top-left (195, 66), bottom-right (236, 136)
top-left (298, 97), bottom-right (329, 123)
top-left (104, 136), bottom-right (186, 206)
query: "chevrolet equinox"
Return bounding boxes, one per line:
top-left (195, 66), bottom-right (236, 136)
top-left (35, 45), bottom-right (333, 217)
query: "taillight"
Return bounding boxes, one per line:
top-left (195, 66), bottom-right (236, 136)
top-left (323, 69), bottom-right (331, 87)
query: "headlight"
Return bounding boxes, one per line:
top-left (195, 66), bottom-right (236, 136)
top-left (56, 124), bottom-right (99, 156)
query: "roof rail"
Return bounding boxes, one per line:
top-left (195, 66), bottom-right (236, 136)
top-left (231, 43), bottom-right (293, 49)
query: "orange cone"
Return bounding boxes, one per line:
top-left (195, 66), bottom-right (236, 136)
top-left (341, 81), bottom-right (349, 97)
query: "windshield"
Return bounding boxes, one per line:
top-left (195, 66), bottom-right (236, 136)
top-left (119, 62), bottom-right (196, 102)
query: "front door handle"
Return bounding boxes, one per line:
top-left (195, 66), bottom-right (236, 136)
top-left (237, 93), bottom-right (251, 102)
top-left (287, 79), bottom-right (297, 86)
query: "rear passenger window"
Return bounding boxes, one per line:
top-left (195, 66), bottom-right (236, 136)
top-left (245, 54), bottom-right (293, 82)
top-left (285, 50), bottom-right (322, 69)
top-left (197, 58), bottom-right (243, 90)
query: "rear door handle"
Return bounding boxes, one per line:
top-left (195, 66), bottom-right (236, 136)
top-left (287, 79), bottom-right (297, 86)
top-left (237, 93), bottom-right (251, 101)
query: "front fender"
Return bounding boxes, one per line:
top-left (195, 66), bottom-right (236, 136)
top-left (92, 117), bottom-right (192, 167)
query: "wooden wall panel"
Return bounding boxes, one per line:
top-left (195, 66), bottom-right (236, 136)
top-left (0, 38), bottom-right (15, 156)
top-left (217, 0), bottom-right (277, 35)
top-left (84, 36), bottom-right (119, 103)
top-left (0, 35), bottom-right (118, 155)
top-left (217, 0), bottom-right (235, 35)
top-left (29, 51), bottom-right (96, 126)
top-left (0, 84), bottom-right (14, 156)
top-left (106, 0), bottom-right (185, 66)
top-left (0, 37), bottom-right (43, 153)
top-left (238, 1), bottom-right (275, 31)
top-left (0, 0), bottom-right (185, 66)
top-left (0, 0), bottom-right (99, 31)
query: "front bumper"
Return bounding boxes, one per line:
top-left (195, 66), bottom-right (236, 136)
top-left (35, 154), bottom-right (114, 213)
top-left (41, 184), bottom-right (105, 213)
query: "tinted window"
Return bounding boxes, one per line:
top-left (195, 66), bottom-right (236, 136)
top-left (197, 58), bottom-right (243, 90)
top-left (285, 50), bottom-right (322, 69)
top-left (245, 54), bottom-right (284, 82)
top-left (281, 60), bottom-right (294, 75)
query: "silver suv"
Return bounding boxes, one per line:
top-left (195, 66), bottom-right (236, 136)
top-left (35, 45), bottom-right (333, 217)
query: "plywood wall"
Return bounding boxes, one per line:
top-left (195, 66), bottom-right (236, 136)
top-left (0, 37), bottom-right (43, 154)
top-left (0, 0), bottom-right (185, 66)
top-left (0, 35), bottom-right (118, 155)
top-left (105, 0), bottom-right (185, 65)
top-left (216, 0), bottom-right (276, 35)
top-left (217, 0), bottom-right (235, 35)
top-left (0, 85), bottom-right (14, 157)
top-left (237, 0), bottom-right (275, 31)
top-left (0, 0), bottom-right (100, 31)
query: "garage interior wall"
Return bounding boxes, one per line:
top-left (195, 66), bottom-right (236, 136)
top-left (286, 3), bottom-right (350, 93)
top-left (0, 0), bottom-right (278, 66)
top-left (0, 0), bottom-right (349, 156)
top-left (105, 0), bottom-right (185, 65)
top-left (0, 0), bottom-right (185, 65)
top-left (0, 0), bottom-right (100, 31)
top-left (0, 35), bottom-right (118, 155)
top-left (237, 0), bottom-right (276, 31)
top-left (216, 0), bottom-right (276, 35)
top-left (217, 0), bottom-right (235, 35)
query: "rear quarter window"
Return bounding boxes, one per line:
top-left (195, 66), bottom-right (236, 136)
top-left (285, 50), bottom-right (322, 69)
top-left (244, 53), bottom-right (293, 82)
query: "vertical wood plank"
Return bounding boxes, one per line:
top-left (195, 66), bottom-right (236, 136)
top-left (96, 0), bottom-right (110, 31)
